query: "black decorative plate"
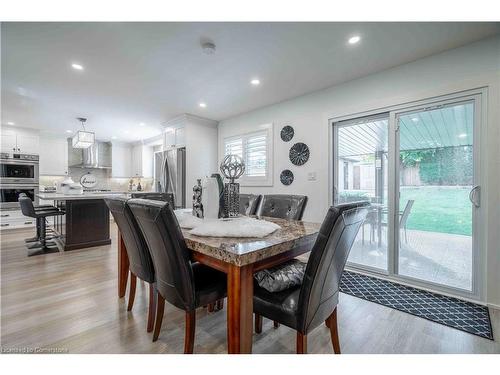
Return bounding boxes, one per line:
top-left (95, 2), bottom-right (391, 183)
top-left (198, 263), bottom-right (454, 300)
top-left (280, 169), bottom-right (294, 185)
top-left (280, 125), bottom-right (294, 142)
top-left (289, 142), bottom-right (309, 166)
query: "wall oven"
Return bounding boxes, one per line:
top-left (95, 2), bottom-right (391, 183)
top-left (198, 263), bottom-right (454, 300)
top-left (0, 184), bottom-right (39, 209)
top-left (0, 153), bottom-right (39, 185)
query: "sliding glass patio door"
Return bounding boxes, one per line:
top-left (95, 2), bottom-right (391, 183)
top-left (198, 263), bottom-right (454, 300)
top-left (333, 92), bottom-right (482, 298)
top-left (394, 99), bottom-right (478, 292)
top-left (334, 113), bottom-right (390, 272)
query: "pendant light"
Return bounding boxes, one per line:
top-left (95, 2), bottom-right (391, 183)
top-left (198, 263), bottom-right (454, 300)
top-left (72, 117), bottom-right (95, 148)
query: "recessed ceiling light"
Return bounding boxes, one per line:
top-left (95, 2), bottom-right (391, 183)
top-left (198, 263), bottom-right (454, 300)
top-left (139, 122), bottom-right (145, 127)
top-left (66, 130), bottom-right (72, 133)
top-left (251, 79), bottom-right (260, 86)
top-left (199, 102), bottom-right (207, 108)
top-left (348, 35), bottom-right (361, 45)
top-left (71, 63), bottom-right (84, 70)
top-left (411, 117), bottom-right (419, 122)
top-left (111, 136), bottom-right (117, 140)
top-left (458, 133), bottom-right (467, 138)
top-left (7, 121), bottom-right (15, 125)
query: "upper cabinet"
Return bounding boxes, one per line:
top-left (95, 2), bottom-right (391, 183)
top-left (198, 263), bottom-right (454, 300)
top-left (0, 127), bottom-right (39, 154)
top-left (131, 143), bottom-right (154, 178)
top-left (111, 142), bottom-right (133, 178)
top-left (39, 136), bottom-right (68, 176)
top-left (164, 127), bottom-right (185, 148)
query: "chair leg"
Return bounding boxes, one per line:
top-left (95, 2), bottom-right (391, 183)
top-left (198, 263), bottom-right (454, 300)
top-left (296, 332), bottom-right (307, 354)
top-left (147, 283), bottom-right (156, 333)
top-left (216, 299), bottom-right (224, 310)
top-left (255, 314), bottom-right (263, 334)
top-left (328, 308), bottom-right (341, 354)
top-left (273, 321), bottom-right (280, 328)
top-left (207, 303), bottom-right (214, 312)
top-left (184, 311), bottom-right (196, 354)
top-left (127, 273), bottom-right (137, 311)
top-left (152, 294), bottom-right (165, 342)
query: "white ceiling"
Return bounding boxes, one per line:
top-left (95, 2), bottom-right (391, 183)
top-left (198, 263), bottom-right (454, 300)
top-left (2, 22), bottom-right (499, 143)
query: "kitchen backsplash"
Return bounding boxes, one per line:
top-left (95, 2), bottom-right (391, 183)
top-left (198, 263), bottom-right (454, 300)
top-left (40, 167), bottom-right (153, 192)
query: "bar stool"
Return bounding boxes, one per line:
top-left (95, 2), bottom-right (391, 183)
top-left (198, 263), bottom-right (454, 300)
top-left (18, 193), bottom-right (59, 243)
top-left (18, 196), bottom-right (65, 256)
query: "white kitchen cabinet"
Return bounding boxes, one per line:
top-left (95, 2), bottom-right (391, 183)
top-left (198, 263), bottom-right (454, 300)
top-left (111, 143), bottom-right (133, 177)
top-left (0, 209), bottom-right (36, 230)
top-left (0, 127), bottom-right (39, 154)
top-left (39, 136), bottom-right (68, 176)
top-left (164, 127), bottom-right (185, 148)
top-left (131, 144), bottom-right (143, 177)
top-left (1, 130), bottom-right (17, 152)
top-left (130, 143), bottom-right (154, 178)
top-left (17, 134), bottom-right (39, 154)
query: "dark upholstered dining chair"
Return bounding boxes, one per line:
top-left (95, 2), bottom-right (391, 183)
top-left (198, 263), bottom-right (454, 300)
top-left (105, 197), bottom-right (157, 332)
top-left (128, 198), bottom-right (227, 353)
top-left (258, 194), bottom-right (308, 221)
top-left (239, 194), bottom-right (262, 216)
top-left (253, 201), bottom-right (369, 354)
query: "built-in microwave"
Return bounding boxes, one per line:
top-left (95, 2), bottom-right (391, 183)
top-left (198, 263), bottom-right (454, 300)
top-left (0, 184), bottom-right (39, 209)
top-left (0, 153), bottom-right (39, 185)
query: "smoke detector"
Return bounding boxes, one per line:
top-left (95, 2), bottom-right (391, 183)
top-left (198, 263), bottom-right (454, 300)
top-left (201, 41), bottom-right (216, 55)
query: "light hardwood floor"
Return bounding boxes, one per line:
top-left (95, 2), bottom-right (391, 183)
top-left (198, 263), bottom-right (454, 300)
top-left (1, 224), bottom-right (499, 354)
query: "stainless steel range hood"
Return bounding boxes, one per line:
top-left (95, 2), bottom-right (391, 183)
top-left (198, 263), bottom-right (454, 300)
top-left (68, 139), bottom-right (112, 169)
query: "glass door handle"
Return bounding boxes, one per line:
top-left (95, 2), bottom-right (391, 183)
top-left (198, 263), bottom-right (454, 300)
top-left (469, 185), bottom-right (480, 208)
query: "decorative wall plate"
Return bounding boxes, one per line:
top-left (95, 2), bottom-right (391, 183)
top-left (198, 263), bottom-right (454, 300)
top-left (280, 169), bottom-right (294, 185)
top-left (280, 125), bottom-right (294, 142)
top-left (289, 142), bottom-right (310, 166)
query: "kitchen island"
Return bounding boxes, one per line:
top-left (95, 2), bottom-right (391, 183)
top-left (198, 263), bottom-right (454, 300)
top-left (37, 192), bottom-right (127, 251)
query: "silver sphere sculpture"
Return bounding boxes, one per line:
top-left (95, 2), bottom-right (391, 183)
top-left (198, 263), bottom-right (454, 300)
top-left (220, 154), bottom-right (245, 182)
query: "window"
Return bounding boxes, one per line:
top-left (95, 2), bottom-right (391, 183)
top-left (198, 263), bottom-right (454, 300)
top-left (223, 126), bottom-right (273, 186)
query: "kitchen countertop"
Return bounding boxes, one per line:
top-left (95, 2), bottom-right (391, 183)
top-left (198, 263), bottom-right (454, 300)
top-left (37, 192), bottom-right (129, 201)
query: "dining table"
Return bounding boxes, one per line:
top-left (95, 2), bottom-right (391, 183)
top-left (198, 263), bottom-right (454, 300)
top-left (117, 215), bottom-right (321, 354)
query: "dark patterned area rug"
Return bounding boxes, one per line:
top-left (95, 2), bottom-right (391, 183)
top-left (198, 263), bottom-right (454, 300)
top-left (340, 271), bottom-right (493, 340)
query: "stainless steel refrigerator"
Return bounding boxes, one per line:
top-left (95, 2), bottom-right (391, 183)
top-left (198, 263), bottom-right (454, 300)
top-left (154, 147), bottom-right (186, 208)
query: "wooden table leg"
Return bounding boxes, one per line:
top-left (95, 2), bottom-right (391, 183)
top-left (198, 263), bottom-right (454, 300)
top-left (227, 264), bottom-right (253, 354)
top-left (118, 230), bottom-right (129, 298)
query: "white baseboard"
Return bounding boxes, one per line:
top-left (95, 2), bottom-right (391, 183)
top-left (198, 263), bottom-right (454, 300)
top-left (487, 302), bottom-right (500, 311)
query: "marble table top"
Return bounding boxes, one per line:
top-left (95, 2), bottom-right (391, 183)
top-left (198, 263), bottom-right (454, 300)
top-left (182, 216), bottom-right (321, 266)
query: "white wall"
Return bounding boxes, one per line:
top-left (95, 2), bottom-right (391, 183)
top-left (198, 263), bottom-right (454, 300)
top-left (184, 115), bottom-right (219, 207)
top-left (218, 36), bottom-right (500, 306)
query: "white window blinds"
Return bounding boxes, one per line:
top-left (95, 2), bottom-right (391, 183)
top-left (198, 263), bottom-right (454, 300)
top-left (223, 129), bottom-right (271, 185)
top-left (245, 133), bottom-right (267, 177)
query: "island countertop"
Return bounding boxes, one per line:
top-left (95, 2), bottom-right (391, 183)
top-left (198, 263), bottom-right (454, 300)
top-left (37, 192), bottom-right (129, 201)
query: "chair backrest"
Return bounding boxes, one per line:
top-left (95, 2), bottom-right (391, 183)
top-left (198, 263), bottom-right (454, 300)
top-left (104, 197), bottom-right (155, 283)
top-left (127, 198), bottom-right (196, 311)
top-left (399, 199), bottom-right (414, 227)
top-left (297, 201), bottom-right (369, 333)
top-left (18, 195), bottom-right (36, 217)
top-left (239, 194), bottom-right (262, 216)
top-left (258, 194), bottom-right (308, 220)
top-left (130, 192), bottom-right (175, 207)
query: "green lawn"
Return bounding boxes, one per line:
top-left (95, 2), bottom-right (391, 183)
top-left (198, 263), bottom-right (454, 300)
top-left (400, 186), bottom-right (472, 236)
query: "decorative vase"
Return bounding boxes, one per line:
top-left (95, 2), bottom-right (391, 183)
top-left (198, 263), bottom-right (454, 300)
top-left (201, 176), bottom-right (220, 220)
top-left (211, 173), bottom-right (225, 218)
top-left (192, 179), bottom-right (204, 218)
top-left (219, 154), bottom-right (245, 218)
top-left (223, 182), bottom-right (240, 218)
